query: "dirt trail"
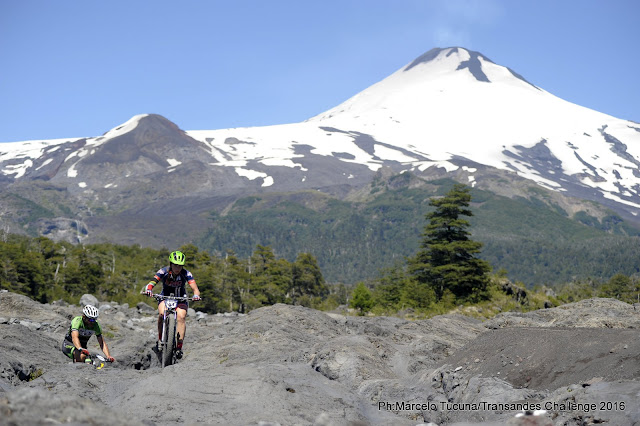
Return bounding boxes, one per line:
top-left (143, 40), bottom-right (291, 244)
top-left (2, 291), bottom-right (640, 425)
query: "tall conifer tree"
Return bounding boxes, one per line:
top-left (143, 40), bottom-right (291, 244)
top-left (409, 183), bottom-right (490, 302)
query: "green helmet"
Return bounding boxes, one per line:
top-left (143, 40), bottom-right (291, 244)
top-left (169, 250), bottom-right (186, 265)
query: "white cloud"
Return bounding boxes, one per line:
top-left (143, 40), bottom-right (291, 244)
top-left (426, 0), bottom-right (505, 48)
top-left (433, 26), bottom-right (472, 47)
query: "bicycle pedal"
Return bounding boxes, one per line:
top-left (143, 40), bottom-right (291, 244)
top-left (176, 350), bottom-right (183, 359)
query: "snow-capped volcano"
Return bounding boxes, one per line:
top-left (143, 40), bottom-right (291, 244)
top-left (318, 47), bottom-right (640, 204)
top-left (185, 47), bottom-right (640, 212)
top-left (1, 47), bottom-right (640, 239)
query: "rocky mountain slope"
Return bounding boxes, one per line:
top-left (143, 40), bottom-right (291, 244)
top-left (2, 48), bottom-right (640, 235)
top-left (2, 289), bottom-right (640, 425)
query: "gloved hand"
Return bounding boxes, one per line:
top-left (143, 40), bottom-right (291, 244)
top-left (192, 294), bottom-right (201, 301)
top-left (107, 356), bottom-right (115, 362)
top-left (145, 282), bottom-right (154, 296)
top-left (80, 349), bottom-right (90, 357)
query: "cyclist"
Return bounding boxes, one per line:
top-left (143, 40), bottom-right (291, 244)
top-left (61, 305), bottom-right (115, 363)
top-left (144, 250), bottom-right (201, 358)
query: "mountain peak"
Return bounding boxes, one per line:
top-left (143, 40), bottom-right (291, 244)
top-left (402, 47), bottom-right (536, 88)
top-left (308, 46), bottom-right (540, 125)
top-left (81, 113), bottom-right (203, 168)
top-left (404, 47), bottom-right (493, 74)
top-left (100, 114), bottom-right (149, 139)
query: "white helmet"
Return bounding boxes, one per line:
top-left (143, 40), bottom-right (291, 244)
top-left (83, 305), bottom-right (99, 319)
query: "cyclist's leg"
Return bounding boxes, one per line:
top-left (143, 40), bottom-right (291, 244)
top-left (176, 306), bottom-right (187, 346)
top-left (62, 340), bottom-right (78, 362)
top-left (157, 300), bottom-right (166, 341)
top-left (63, 340), bottom-right (86, 363)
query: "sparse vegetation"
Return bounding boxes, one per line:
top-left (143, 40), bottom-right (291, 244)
top-left (29, 368), bottom-right (44, 381)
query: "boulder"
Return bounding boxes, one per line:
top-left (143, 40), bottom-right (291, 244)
top-left (79, 294), bottom-right (99, 308)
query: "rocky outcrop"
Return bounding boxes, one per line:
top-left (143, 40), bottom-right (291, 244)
top-left (484, 297), bottom-right (640, 328)
top-left (1, 290), bottom-right (639, 425)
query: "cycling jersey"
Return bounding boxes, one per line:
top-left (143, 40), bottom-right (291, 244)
top-left (152, 267), bottom-right (196, 298)
top-left (64, 316), bottom-right (102, 347)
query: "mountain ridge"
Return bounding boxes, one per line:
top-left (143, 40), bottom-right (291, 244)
top-left (1, 46), bottom-right (639, 284)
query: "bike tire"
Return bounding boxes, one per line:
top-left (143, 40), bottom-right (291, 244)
top-left (162, 315), bottom-right (176, 368)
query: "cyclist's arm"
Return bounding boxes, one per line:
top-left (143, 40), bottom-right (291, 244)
top-left (97, 335), bottom-right (112, 358)
top-left (145, 268), bottom-right (167, 293)
top-left (188, 279), bottom-right (200, 298)
top-left (71, 330), bottom-right (83, 350)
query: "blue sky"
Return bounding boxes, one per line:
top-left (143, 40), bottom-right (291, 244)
top-left (1, 0), bottom-right (638, 142)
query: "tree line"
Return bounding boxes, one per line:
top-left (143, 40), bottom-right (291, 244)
top-left (2, 183), bottom-right (639, 317)
top-left (350, 184), bottom-right (640, 316)
top-left (0, 235), bottom-right (344, 313)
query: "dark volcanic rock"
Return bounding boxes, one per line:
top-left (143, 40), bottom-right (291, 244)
top-left (2, 290), bottom-right (640, 425)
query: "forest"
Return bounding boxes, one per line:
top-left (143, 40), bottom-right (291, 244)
top-left (2, 184), bottom-right (639, 318)
top-left (0, 233), bottom-right (342, 314)
top-left (196, 177), bottom-right (640, 286)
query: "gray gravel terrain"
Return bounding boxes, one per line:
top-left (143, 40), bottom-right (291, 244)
top-left (1, 291), bottom-right (640, 426)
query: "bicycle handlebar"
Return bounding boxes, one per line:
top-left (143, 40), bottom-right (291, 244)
top-left (147, 293), bottom-right (201, 302)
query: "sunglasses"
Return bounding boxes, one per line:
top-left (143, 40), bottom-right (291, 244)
top-left (85, 316), bottom-right (96, 322)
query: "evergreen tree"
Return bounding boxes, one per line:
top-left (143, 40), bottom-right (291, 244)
top-left (292, 252), bottom-right (328, 306)
top-left (350, 282), bottom-right (374, 315)
top-left (409, 183), bottom-right (491, 302)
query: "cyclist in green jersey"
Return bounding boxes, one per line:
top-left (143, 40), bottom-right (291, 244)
top-left (61, 305), bottom-right (115, 363)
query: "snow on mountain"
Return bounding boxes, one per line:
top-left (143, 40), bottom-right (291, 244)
top-left (2, 47), bottom-right (640, 217)
top-left (0, 115), bottom-right (151, 180)
top-left (0, 138), bottom-right (79, 179)
top-left (186, 47), bottom-right (640, 211)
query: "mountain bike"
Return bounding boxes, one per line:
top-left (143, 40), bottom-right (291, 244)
top-left (84, 353), bottom-right (113, 370)
top-left (151, 294), bottom-right (198, 368)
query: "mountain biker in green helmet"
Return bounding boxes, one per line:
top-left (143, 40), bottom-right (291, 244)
top-left (61, 304), bottom-right (115, 363)
top-left (144, 250), bottom-right (201, 358)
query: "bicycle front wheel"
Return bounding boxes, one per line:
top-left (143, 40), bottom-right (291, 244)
top-left (162, 315), bottom-right (176, 368)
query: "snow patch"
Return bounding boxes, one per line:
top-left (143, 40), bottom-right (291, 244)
top-left (102, 114), bottom-right (148, 139)
top-left (2, 159), bottom-right (33, 178)
top-left (235, 167), bottom-right (268, 181)
top-left (416, 160), bottom-right (459, 173)
top-left (373, 144), bottom-right (417, 162)
top-left (35, 158), bottom-right (53, 170)
top-left (67, 163), bottom-right (79, 178)
top-left (601, 192), bottom-right (640, 209)
top-left (0, 138), bottom-right (79, 178)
